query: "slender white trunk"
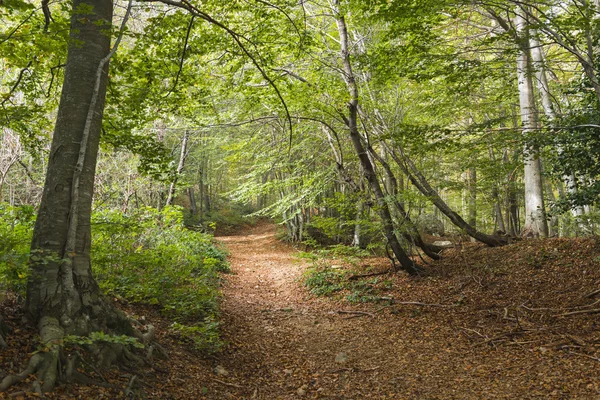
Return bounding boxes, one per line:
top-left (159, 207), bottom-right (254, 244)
top-left (166, 130), bottom-right (189, 206)
top-left (530, 35), bottom-right (583, 218)
top-left (516, 10), bottom-right (548, 237)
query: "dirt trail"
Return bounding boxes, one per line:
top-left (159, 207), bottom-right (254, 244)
top-left (208, 223), bottom-right (600, 399)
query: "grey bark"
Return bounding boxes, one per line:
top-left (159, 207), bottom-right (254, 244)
top-left (368, 145), bottom-right (443, 260)
top-left (467, 168), bottom-right (477, 229)
top-left (25, 0), bottom-right (134, 341)
top-left (166, 130), bottom-right (189, 206)
top-left (333, 0), bottom-right (419, 274)
top-left (530, 35), bottom-right (583, 219)
top-left (384, 142), bottom-right (507, 246)
top-left (516, 9), bottom-right (548, 237)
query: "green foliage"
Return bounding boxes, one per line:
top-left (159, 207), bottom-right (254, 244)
top-left (0, 204), bottom-right (228, 352)
top-left (64, 331), bottom-right (144, 349)
top-left (303, 263), bottom-right (393, 302)
top-left (303, 266), bottom-right (348, 296)
top-left (92, 206), bottom-right (228, 325)
top-left (0, 204), bottom-right (35, 295)
top-left (170, 319), bottom-right (222, 354)
top-left (203, 200), bottom-right (258, 235)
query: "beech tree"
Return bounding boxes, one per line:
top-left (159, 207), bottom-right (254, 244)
top-left (1, 0), bottom-right (146, 392)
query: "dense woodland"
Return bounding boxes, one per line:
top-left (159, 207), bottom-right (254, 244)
top-left (1, 0), bottom-right (600, 397)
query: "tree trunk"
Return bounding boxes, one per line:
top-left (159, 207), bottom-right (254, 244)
top-left (530, 35), bottom-right (582, 219)
top-left (188, 186), bottom-right (197, 216)
top-left (467, 168), bottom-right (477, 229)
top-left (384, 142), bottom-right (507, 246)
top-left (15, 0), bottom-right (136, 393)
top-left (369, 145), bottom-right (443, 259)
top-left (166, 130), bottom-right (189, 206)
top-left (351, 198), bottom-right (364, 248)
top-left (333, 1), bottom-right (419, 275)
top-left (516, 9), bottom-right (548, 237)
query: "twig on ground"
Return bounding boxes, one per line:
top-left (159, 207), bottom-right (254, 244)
top-left (214, 378), bottom-right (243, 388)
top-left (460, 327), bottom-right (485, 338)
top-left (521, 299), bottom-right (600, 313)
top-left (337, 310), bottom-right (375, 318)
top-left (327, 366), bottom-right (380, 374)
top-left (555, 308), bottom-right (600, 317)
top-left (124, 375), bottom-right (137, 397)
top-left (569, 351), bottom-right (600, 362)
top-left (584, 288), bottom-right (600, 298)
top-left (347, 271), bottom-right (389, 281)
top-left (473, 331), bottom-right (526, 347)
top-left (372, 296), bottom-right (456, 308)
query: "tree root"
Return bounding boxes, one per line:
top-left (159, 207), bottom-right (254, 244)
top-left (0, 314), bottom-right (165, 396)
top-left (0, 315), bottom-right (9, 348)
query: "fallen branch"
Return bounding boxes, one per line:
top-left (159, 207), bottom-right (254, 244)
top-left (327, 366), bottom-right (380, 374)
top-left (584, 288), bottom-right (600, 298)
top-left (213, 378), bottom-right (243, 389)
top-left (521, 299), bottom-right (600, 313)
top-left (569, 351), bottom-right (600, 362)
top-left (473, 331), bottom-right (526, 347)
top-left (395, 301), bottom-right (457, 308)
top-left (124, 375), bottom-right (137, 397)
top-left (347, 271), bottom-right (389, 281)
top-left (373, 297), bottom-right (456, 308)
top-left (337, 310), bottom-right (375, 318)
top-left (555, 308), bottom-right (600, 317)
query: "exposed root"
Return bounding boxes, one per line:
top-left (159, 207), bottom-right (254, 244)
top-left (0, 312), bottom-right (165, 396)
top-left (124, 375), bottom-right (137, 397)
top-left (0, 353), bottom-right (44, 392)
top-left (0, 315), bottom-right (9, 348)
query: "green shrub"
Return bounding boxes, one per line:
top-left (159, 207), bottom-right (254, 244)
top-left (91, 206), bottom-right (228, 324)
top-left (0, 204), bottom-right (228, 352)
top-left (91, 206), bottom-right (228, 352)
top-left (0, 204), bottom-right (35, 295)
top-left (303, 266), bottom-right (347, 296)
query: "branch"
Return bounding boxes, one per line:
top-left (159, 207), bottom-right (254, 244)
top-left (41, 0), bottom-right (54, 32)
top-left (46, 63), bottom-right (66, 98)
top-left (163, 15), bottom-right (194, 98)
top-left (141, 0), bottom-right (294, 148)
top-left (0, 8), bottom-right (37, 45)
top-left (1, 61), bottom-right (33, 107)
top-left (62, 0), bottom-right (134, 296)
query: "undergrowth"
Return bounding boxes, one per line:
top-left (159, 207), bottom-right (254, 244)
top-left (301, 244), bottom-right (393, 303)
top-left (0, 204), bottom-right (228, 353)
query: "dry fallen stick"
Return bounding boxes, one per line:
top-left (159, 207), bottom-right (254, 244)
top-left (328, 366), bottom-right (380, 374)
top-left (473, 331), bottom-right (526, 347)
top-left (395, 301), bottom-right (456, 308)
top-left (214, 378), bottom-right (243, 389)
top-left (521, 299), bottom-right (600, 313)
top-left (347, 271), bottom-right (389, 281)
top-left (337, 310), bottom-right (375, 318)
top-left (569, 351), bottom-right (600, 362)
top-left (460, 327), bottom-right (485, 338)
top-left (555, 308), bottom-right (600, 317)
top-left (372, 296), bottom-right (456, 308)
top-left (584, 288), bottom-right (600, 298)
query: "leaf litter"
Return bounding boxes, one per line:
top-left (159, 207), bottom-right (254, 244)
top-left (2, 224), bottom-right (600, 398)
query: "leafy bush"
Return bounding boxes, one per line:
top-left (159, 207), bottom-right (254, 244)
top-left (303, 264), bottom-right (393, 302)
top-left (0, 204), bottom-right (35, 295)
top-left (91, 206), bottom-right (228, 353)
top-left (0, 204), bottom-right (228, 353)
top-left (303, 266), bottom-right (348, 296)
top-left (92, 206), bottom-right (228, 320)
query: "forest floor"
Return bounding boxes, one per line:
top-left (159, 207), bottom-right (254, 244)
top-left (3, 222), bottom-right (600, 399)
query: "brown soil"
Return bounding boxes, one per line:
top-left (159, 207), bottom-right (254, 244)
top-left (2, 223), bottom-right (600, 399)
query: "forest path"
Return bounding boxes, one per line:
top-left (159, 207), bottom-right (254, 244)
top-left (214, 223), bottom-right (399, 399)
top-left (208, 223), bottom-right (599, 400)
